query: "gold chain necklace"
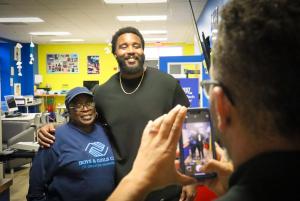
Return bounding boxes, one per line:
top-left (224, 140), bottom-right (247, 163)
top-left (119, 70), bottom-right (145, 95)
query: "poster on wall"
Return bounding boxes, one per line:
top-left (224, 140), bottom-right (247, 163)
top-left (47, 54), bottom-right (79, 73)
top-left (87, 56), bottom-right (100, 74)
top-left (14, 83), bottom-right (21, 96)
top-left (178, 78), bottom-right (199, 108)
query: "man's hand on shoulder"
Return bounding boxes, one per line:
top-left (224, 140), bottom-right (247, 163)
top-left (37, 123), bottom-right (56, 148)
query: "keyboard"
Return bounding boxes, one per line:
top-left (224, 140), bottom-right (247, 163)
top-left (5, 112), bottom-right (22, 118)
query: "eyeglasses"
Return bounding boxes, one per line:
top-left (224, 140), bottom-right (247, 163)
top-left (200, 80), bottom-right (236, 105)
top-left (69, 102), bottom-right (96, 111)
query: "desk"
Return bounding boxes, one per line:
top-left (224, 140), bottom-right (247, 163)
top-left (0, 150), bottom-right (36, 162)
top-left (1, 113), bottom-right (40, 122)
top-left (2, 114), bottom-right (41, 142)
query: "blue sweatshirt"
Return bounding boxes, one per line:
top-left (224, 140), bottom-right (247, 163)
top-left (27, 123), bottom-right (115, 201)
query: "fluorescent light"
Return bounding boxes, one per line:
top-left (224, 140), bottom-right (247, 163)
top-left (50, 39), bottom-right (84, 42)
top-left (117, 15), bottom-right (167, 22)
top-left (144, 37), bottom-right (168, 42)
top-left (29, 32), bottom-right (71, 36)
top-left (141, 30), bottom-right (167, 35)
top-left (0, 17), bottom-right (44, 23)
top-left (104, 0), bottom-right (167, 3)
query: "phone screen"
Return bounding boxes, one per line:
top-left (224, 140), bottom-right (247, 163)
top-left (179, 108), bottom-right (217, 180)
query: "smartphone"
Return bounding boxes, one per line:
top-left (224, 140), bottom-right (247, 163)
top-left (179, 108), bottom-right (217, 180)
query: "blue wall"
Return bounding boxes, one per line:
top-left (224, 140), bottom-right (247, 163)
top-left (0, 38), bottom-right (38, 100)
top-left (0, 42), bottom-right (14, 100)
top-left (197, 0), bottom-right (227, 37)
top-left (196, 0), bottom-right (228, 108)
top-left (19, 43), bottom-right (34, 95)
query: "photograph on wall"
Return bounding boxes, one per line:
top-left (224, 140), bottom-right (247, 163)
top-left (47, 54), bottom-right (79, 73)
top-left (87, 56), bottom-right (100, 74)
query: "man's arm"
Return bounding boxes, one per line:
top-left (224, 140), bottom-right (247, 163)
top-left (107, 105), bottom-right (196, 201)
top-left (173, 82), bottom-right (190, 107)
top-left (37, 123), bottom-right (57, 147)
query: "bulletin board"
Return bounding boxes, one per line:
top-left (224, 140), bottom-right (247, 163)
top-left (47, 54), bottom-right (79, 73)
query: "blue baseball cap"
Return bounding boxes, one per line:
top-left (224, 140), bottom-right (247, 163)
top-left (65, 87), bottom-right (93, 108)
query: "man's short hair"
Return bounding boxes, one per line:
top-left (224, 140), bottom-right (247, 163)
top-left (213, 0), bottom-right (300, 139)
top-left (111, 26), bottom-right (145, 54)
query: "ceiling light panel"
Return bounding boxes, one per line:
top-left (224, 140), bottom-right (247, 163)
top-left (51, 39), bottom-right (84, 42)
top-left (0, 17), bottom-right (44, 23)
top-left (104, 0), bottom-right (167, 4)
top-left (141, 30), bottom-right (167, 35)
top-left (144, 37), bottom-right (168, 42)
top-left (117, 15), bottom-right (167, 22)
top-left (29, 32), bottom-right (71, 36)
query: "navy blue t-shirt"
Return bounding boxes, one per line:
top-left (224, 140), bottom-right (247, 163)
top-left (27, 123), bottom-right (115, 201)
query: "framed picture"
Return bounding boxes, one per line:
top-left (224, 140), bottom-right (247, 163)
top-left (47, 54), bottom-right (79, 73)
top-left (87, 56), bottom-right (100, 74)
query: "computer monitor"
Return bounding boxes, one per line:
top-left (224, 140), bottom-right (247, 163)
top-left (83, 80), bottom-right (99, 91)
top-left (4, 95), bottom-right (19, 113)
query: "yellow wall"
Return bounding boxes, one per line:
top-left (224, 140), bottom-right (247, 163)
top-left (182, 43), bottom-right (195, 55)
top-left (38, 44), bottom-right (118, 91)
top-left (38, 43), bottom-right (194, 90)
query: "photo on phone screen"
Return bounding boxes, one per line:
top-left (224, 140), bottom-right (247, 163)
top-left (179, 108), bottom-right (217, 180)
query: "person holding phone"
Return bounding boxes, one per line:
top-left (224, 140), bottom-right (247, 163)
top-left (27, 87), bottom-right (115, 201)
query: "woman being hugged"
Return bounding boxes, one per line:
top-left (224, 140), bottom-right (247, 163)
top-left (27, 87), bottom-right (115, 201)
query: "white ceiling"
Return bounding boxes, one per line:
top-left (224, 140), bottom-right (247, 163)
top-left (0, 0), bottom-right (206, 44)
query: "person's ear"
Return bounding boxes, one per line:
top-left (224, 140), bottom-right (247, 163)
top-left (211, 86), bottom-right (232, 132)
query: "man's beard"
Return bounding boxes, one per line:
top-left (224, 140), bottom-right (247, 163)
top-left (116, 54), bottom-right (145, 75)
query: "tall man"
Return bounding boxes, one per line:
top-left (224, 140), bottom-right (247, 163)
top-left (107, 0), bottom-right (300, 200)
top-left (189, 130), bottom-right (204, 160)
top-left (39, 27), bottom-right (191, 200)
top-left (94, 27), bottom-right (190, 201)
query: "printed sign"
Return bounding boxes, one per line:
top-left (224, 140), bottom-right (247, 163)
top-left (178, 78), bottom-right (199, 108)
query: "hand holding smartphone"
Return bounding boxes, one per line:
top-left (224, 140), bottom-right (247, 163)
top-left (179, 108), bottom-right (217, 180)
